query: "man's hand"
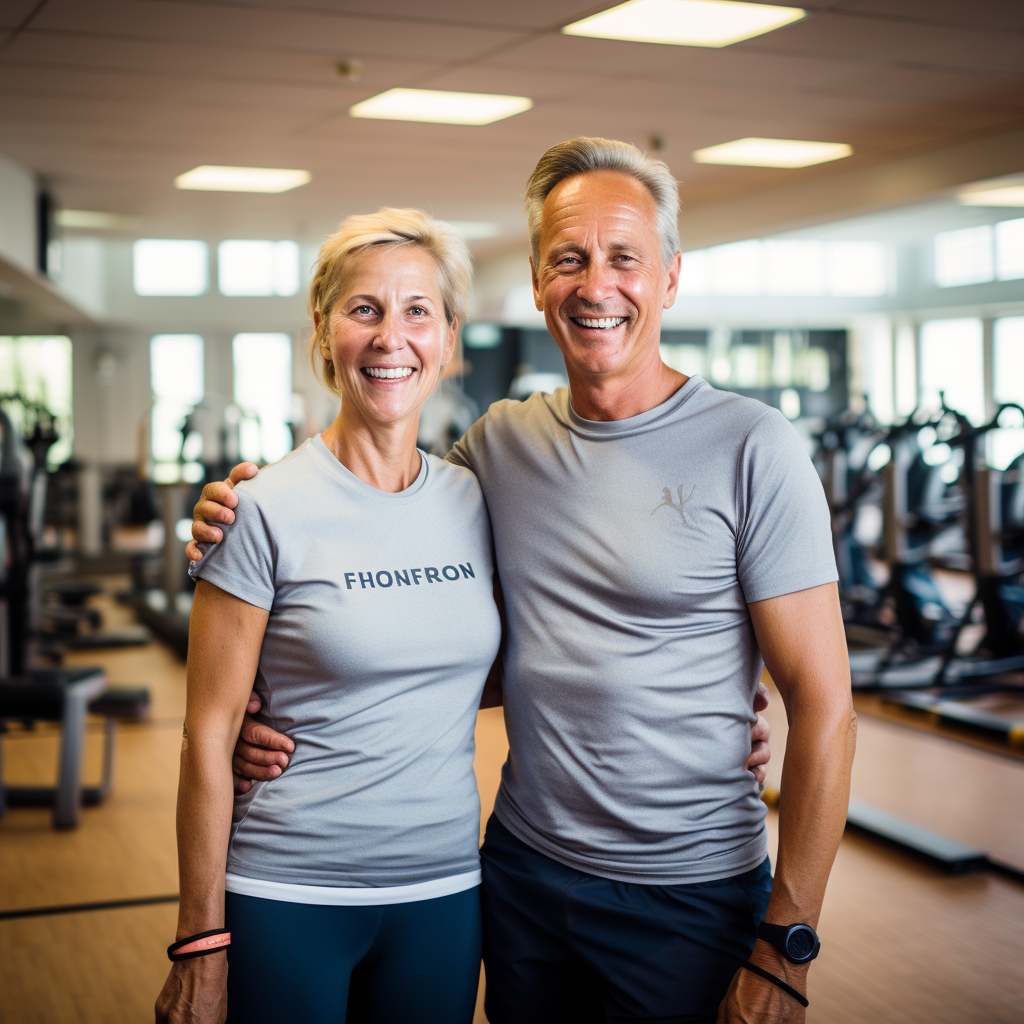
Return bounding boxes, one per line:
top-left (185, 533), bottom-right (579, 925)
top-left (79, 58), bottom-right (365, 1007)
top-left (717, 952), bottom-right (807, 1024)
top-left (185, 462), bottom-right (258, 563)
top-left (232, 692), bottom-right (294, 795)
top-left (746, 681), bottom-right (771, 784)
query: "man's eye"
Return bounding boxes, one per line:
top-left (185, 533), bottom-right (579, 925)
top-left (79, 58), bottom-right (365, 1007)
top-left (558, 256), bottom-right (580, 266)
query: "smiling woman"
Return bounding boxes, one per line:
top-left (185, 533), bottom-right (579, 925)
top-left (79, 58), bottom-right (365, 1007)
top-left (157, 208), bottom-right (501, 1024)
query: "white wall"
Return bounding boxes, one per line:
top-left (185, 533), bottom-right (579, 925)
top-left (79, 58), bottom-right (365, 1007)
top-left (0, 152), bottom-right (36, 274)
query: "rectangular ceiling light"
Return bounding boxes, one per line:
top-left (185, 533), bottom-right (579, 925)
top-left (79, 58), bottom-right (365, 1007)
top-left (562, 0), bottom-right (804, 47)
top-left (959, 185), bottom-right (1024, 207)
top-left (350, 88), bottom-right (532, 126)
top-left (175, 166), bottom-right (311, 193)
top-left (692, 137), bottom-right (852, 168)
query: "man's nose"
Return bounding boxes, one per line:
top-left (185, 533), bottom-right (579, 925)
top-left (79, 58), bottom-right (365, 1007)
top-left (575, 262), bottom-right (615, 305)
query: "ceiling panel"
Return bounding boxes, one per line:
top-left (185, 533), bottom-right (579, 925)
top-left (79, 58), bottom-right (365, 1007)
top-left (752, 11), bottom-right (1024, 76)
top-left (173, 0), bottom-right (604, 32)
top-left (833, 0), bottom-right (1024, 33)
top-left (28, 0), bottom-right (520, 61)
top-left (0, 1), bottom-right (45, 30)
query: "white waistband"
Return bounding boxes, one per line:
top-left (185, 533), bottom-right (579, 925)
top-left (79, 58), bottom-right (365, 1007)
top-left (224, 869), bottom-right (481, 907)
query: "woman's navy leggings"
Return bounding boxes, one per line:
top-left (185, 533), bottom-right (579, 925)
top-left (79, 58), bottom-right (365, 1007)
top-left (224, 886), bottom-right (482, 1024)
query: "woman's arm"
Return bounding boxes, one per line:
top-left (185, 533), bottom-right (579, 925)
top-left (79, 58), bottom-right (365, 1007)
top-left (156, 579), bottom-right (269, 1024)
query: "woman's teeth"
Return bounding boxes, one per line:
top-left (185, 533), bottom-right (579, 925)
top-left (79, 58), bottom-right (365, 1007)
top-left (573, 317), bottom-right (627, 329)
top-left (363, 366), bottom-right (414, 379)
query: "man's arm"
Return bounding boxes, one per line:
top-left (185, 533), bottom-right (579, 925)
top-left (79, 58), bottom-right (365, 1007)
top-left (718, 581), bottom-right (856, 1024)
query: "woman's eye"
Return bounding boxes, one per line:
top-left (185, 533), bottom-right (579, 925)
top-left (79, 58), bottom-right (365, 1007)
top-left (409, 306), bottom-right (426, 316)
top-left (354, 305), bottom-right (374, 315)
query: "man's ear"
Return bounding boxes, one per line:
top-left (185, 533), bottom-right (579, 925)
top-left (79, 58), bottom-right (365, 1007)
top-left (663, 251), bottom-right (682, 310)
top-left (530, 257), bottom-right (543, 311)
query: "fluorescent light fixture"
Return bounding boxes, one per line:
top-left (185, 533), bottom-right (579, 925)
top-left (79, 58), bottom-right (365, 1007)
top-left (174, 166), bottom-right (311, 193)
top-left (693, 137), bottom-right (852, 167)
top-left (443, 221), bottom-right (502, 240)
top-left (55, 209), bottom-right (139, 230)
top-left (350, 88), bottom-right (532, 126)
top-left (134, 240), bottom-right (208, 296)
top-left (562, 0), bottom-right (804, 47)
top-left (959, 185), bottom-right (1024, 207)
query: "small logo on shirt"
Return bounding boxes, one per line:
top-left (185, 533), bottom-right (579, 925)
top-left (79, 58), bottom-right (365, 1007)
top-left (652, 485), bottom-right (695, 525)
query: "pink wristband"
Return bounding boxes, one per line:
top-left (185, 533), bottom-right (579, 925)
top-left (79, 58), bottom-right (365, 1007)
top-left (167, 929), bottom-right (231, 961)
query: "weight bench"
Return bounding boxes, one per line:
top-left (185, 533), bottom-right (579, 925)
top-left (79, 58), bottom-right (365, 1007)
top-left (0, 668), bottom-right (150, 828)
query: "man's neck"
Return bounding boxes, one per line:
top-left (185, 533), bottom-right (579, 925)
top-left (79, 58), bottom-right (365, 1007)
top-left (567, 358), bottom-right (688, 422)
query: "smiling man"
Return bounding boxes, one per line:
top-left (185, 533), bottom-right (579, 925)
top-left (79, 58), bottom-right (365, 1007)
top-left (192, 138), bottom-right (856, 1023)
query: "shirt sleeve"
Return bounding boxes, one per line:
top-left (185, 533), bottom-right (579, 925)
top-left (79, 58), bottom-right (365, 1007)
top-left (190, 486), bottom-right (277, 610)
top-left (444, 413), bottom-right (484, 471)
top-left (735, 409), bottom-right (838, 605)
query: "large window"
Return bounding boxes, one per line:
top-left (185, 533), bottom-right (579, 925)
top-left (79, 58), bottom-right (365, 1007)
top-left (933, 217), bottom-right (1024, 288)
top-left (919, 318), bottom-right (984, 424)
top-left (991, 316), bottom-right (1024, 470)
top-left (218, 240), bottom-right (300, 296)
top-left (678, 239), bottom-right (889, 298)
top-left (232, 333), bottom-right (293, 464)
top-left (0, 336), bottom-right (73, 467)
top-left (134, 240), bottom-right (209, 296)
top-left (151, 334), bottom-right (204, 480)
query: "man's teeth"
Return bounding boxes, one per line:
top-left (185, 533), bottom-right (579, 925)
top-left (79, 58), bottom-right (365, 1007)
top-left (364, 366), bottom-right (414, 379)
top-left (574, 317), bottom-right (627, 329)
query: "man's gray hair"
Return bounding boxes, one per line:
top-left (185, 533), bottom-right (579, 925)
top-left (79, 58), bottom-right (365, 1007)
top-left (524, 137), bottom-right (680, 269)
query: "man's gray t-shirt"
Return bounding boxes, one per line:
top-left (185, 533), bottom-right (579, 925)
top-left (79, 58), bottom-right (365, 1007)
top-left (192, 436), bottom-right (501, 888)
top-left (449, 375), bottom-right (837, 885)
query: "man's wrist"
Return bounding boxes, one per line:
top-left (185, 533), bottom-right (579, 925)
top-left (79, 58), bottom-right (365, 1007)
top-left (748, 938), bottom-right (810, 990)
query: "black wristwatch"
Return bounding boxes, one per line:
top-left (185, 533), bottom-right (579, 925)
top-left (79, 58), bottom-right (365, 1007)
top-left (756, 922), bottom-right (821, 964)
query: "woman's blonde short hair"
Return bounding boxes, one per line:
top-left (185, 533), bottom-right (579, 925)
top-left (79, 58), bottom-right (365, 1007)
top-left (308, 208), bottom-right (472, 395)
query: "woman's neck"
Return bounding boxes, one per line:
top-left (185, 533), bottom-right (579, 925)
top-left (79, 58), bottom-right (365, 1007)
top-left (320, 406), bottom-right (422, 493)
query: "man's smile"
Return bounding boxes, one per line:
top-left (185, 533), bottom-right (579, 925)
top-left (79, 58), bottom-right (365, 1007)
top-left (570, 316), bottom-right (628, 330)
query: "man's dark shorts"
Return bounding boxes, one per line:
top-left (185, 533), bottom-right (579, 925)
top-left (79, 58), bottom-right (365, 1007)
top-left (480, 815), bottom-right (772, 1024)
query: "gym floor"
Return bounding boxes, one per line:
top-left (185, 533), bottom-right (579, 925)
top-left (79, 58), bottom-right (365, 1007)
top-left (2, 583), bottom-right (1023, 1024)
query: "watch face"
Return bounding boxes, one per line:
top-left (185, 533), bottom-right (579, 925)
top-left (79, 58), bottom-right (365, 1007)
top-left (786, 925), bottom-right (818, 962)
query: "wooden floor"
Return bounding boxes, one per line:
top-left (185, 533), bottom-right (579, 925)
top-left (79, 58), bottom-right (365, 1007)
top-left (2, 587), bottom-right (1024, 1023)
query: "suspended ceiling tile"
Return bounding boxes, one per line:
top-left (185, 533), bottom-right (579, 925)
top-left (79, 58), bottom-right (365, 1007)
top-left (29, 0), bottom-right (523, 58)
top-left (832, 0), bottom-right (1024, 34)
top-left (178, 0), bottom-right (603, 31)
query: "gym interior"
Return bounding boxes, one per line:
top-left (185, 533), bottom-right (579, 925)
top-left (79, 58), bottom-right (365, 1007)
top-left (1, 2), bottom-right (1023, 1021)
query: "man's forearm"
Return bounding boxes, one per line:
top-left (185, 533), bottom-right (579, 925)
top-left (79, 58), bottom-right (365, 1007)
top-left (768, 700), bottom-right (857, 927)
top-left (175, 734), bottom-right (236, 940)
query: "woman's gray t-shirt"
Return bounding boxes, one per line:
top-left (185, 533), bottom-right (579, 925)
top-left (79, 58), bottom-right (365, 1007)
top-left (192, 435), bottom-right (501, 888)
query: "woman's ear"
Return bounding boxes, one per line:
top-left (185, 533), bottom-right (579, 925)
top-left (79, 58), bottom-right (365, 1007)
top-left (441, 318), bottom-right (459, 369)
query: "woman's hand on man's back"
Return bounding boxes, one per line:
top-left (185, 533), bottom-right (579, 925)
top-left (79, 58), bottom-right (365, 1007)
top-left (186, 462), bottom-right (259, 562)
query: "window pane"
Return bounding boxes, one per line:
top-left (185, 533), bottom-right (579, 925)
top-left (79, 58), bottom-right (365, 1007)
top-left (827, 241), bottom-right (889, 297)
top-left (218, 240), bottom-right (300, 297)
top-left (919, 318), bottom-right (984, 423)
top-left (711, 241), bottom-right (762, 295)
top-left (678, 250), bottom-right (710, 296)
top-left (994, 316), bottom-right (1024, 406)
top-left (933, 226), bottom-right (993, 288)
top-left (133, 239), bottom-right (208, 296)
top-left (764, 240), bottom-right (825, 296)
top-left (995, 218), bottom-right (1024, 281)
top-left (0, 335), bottom-right (73, 466)
top-left (233, 333), bottom-right (293, 463)
top-left (151, 334), bottom-right (204, 462)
